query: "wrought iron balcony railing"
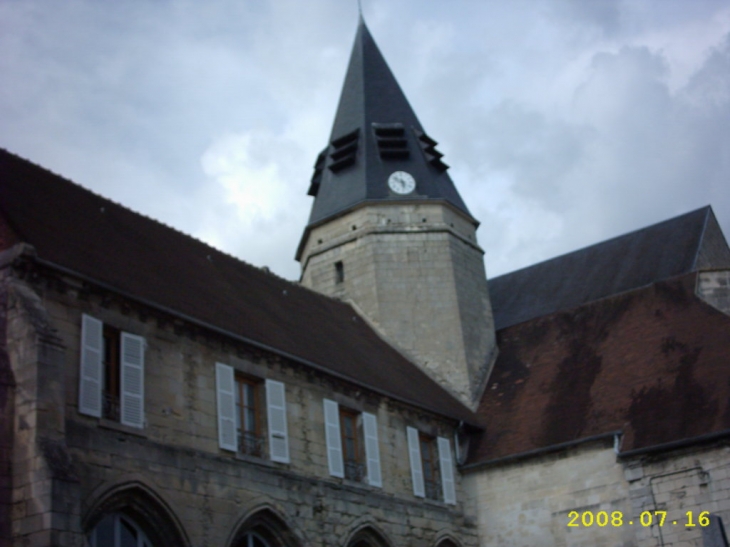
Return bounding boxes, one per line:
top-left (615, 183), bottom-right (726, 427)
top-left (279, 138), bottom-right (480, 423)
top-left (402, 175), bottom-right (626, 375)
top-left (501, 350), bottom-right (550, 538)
top-left (344, 460), bottom-right (366, 482)
top-left (238, 431), bottom-right (265, 458)
top-left (103, 392), bottom-right (120, 422)
top-left (425, 480), bottom-right (441, 501)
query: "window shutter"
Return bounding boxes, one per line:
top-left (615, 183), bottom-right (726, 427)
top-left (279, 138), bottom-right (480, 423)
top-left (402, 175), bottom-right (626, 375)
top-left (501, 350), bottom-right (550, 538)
top-left (79, 314), bottom-right (103, 417)
top-left (266, 379), bottom-right (289, 463)
top-left (438, 436), bottom-right (457, 505)
top-left (323, 399), bottom-right (344, 478)
top-left (362, 412), bottom-right (382, 487)
top-left (120, 333), bottom-right (145, 428)
top-left (407, 426), bottom-right (425, 497)
top-left (215, 363), bottom-right (237, 451)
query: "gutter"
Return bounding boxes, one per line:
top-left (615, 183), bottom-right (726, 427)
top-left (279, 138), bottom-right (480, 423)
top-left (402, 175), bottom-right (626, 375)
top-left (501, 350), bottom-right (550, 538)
top-left (462, 427), bottom-right (730, 472)
top-left (14, 251), bottom-right (477, 426)
top-left (617, 428), bottom-right (730, 459)
top-left (460, 431), bottom-right (621, 472)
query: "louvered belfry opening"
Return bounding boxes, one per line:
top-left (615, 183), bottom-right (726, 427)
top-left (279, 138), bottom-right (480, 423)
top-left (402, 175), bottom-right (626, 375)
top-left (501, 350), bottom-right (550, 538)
top-left (328, 129), bottom-right (360, 173)
top-left (414, 128), bottom-right (449, 172)
top-left (373, 123), bottom-right (409, 160)
top-left (299, 18), bottom-right (475, 232)
top-left (307, 149), bottom-right (327, 197)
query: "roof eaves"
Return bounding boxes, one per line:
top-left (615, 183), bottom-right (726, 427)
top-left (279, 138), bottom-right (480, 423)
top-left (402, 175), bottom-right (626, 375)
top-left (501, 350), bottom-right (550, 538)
top-left (461, 431), bottom-right (621, 472)
top-left (618, 428), bottom-right (730, 459)
top-left (30, 254), bottom-right (478, 426)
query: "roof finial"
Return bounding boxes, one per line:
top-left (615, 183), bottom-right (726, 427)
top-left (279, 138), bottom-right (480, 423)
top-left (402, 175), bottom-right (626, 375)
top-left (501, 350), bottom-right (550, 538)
top-left (357, 0), bottom-right (363, 19)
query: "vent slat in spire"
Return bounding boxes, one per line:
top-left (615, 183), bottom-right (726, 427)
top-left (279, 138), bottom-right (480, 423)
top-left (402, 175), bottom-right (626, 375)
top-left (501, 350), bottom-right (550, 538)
top-left (373, 123), bottom-right (409, 160)
top-left (328, 129), bottom-right (360, 173)
top-left (414, 128), bottom-right (449, 172)
top-left (308, 149), bottom-right (328, 197)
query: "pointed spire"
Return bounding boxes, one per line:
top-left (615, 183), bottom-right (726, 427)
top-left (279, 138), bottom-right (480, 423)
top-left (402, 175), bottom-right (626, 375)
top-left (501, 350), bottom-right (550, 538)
top-left (304, 18), bottom-right (473, 228)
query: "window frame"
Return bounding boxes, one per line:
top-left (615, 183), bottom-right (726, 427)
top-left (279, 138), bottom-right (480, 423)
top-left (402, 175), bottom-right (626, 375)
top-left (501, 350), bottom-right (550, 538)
top-left (419, 433), bottom-right (441, 501)
top-left (407, 427), bottom-right (456, 504)
top-left (324, 399), bottom-right (381, 486)
top-left (235, 373), bottom-right (264, 457)
top-left (102, 324), bottom-right (121, 421)
top-left (79, 314), bottom-right (145, 429)
top-left (216, 365), bottom-right (291, 463)
top-left (339, 406), bottom-right (365, 482)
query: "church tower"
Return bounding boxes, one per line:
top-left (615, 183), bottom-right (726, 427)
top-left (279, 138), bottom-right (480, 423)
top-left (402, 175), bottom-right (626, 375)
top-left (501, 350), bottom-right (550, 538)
top-left (296, 18), bottom-right (497, 408)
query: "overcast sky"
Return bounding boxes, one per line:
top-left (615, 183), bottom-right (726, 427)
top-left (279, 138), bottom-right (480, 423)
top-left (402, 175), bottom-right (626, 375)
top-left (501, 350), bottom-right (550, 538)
top-left (2, 0), bottom-right (729, 281)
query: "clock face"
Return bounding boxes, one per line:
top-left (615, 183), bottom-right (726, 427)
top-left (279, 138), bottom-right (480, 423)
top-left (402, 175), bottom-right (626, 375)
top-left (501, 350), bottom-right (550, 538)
top-left (388, 171), bottom-right (416, 195)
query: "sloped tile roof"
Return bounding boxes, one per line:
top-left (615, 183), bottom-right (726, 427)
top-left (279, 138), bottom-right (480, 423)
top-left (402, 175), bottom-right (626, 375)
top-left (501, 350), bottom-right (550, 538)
top-left (0, 148), bottom-right (477, 424)
top-left (469, 272), bottom-right (730, 464)
top-left (488, 206), bottom-right (730, 330)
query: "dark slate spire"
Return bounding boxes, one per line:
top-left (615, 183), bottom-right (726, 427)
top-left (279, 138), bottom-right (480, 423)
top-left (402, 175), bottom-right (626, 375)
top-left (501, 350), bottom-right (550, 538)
top-left (305, 18), bottom-right (474, 227)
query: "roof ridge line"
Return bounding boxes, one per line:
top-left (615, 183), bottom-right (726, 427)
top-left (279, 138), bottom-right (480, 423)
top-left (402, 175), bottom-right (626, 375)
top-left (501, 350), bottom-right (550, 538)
top-left (691, 206), bottom-right (713, 270)
top-left (491, 205), bottom-right (713, 281)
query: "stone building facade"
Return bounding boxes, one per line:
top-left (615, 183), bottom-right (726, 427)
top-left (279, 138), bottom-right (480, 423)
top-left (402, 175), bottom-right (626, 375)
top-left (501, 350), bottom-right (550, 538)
top-left (3, 15), bottom-right (730, 547)
top-left (1, 237), bottom-right (478, 546)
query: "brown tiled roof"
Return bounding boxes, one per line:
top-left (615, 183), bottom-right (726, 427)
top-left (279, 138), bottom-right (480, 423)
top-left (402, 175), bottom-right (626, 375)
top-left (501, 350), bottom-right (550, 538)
top-left (468, 272), bottom-right (730, 464)
top-left (0, 148), bottom-right (477, 424)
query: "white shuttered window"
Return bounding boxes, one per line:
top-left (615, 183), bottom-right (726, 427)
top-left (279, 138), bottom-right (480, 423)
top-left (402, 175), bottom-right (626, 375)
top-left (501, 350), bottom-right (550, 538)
top-left (120, 333), bottom-right (145, 429)
top-left (438, 436), bottom-right (456, 504)
top-left (78, 314), bottom-right (145, 428)
top-left (362, 412), bottom-right (382, 487)
top-left (266, 379), bottom-right (289, 463)
top-left (407, 426), bottom-right (425, 497)
top-left (216, 363), bottom-right (237, 451)
top-left (323, 398), bottom-right (344, 478)
top-left (79, 314), bottom-right (103, 417)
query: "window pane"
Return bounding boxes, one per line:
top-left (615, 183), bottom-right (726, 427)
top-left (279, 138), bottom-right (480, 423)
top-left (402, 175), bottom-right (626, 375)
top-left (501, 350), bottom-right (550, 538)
top-left (120, 517), bottom-right (137, 547)
top-left (90, 514), bottom-right (154, 547)
top-left (245, 407), bottom-right (256, 432)
top-left (93, 514), bottom-right (115, 546)
top-left (345, 437), bottom-right (356, 460)
top-left (243, 384), bottom-right (254, 407)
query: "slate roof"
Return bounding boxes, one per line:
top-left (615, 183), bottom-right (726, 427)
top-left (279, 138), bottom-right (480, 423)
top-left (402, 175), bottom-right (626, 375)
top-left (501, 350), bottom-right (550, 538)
top-left (300, 18), bottom-right (473, 253)
top-left (488, 206), bottom-right (730, 330)
top-left (469, 272), bottom-right (730, 465)
top-left (0, 148), bottom-right (478, 424)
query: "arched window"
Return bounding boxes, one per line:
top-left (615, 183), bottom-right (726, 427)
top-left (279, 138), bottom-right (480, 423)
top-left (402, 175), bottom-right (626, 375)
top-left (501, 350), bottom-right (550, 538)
top-left (239, 531), bottom-right (272, 547)
top-left (88, 513), bottom-right (153, 547)
top-left (345, 526), bottom-right (391, 547)
top-left (229, 508), bottom-right (301, 547)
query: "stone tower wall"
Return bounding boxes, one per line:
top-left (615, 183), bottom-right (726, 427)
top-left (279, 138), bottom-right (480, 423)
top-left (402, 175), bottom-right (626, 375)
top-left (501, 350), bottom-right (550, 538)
top-left (300, 203), bottom-right (496, 407)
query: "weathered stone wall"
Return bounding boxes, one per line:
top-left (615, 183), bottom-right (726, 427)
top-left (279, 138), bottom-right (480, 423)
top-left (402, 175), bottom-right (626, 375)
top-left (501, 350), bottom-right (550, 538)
top-left (6, 266), bottom-right (478, 546)
top-left (0, 279), bottom-right (14, 546)
top-left (463, 439), bottom-right (730, 547)
top-left (299, 203), bottom-right (496, 407)
top-left (462, 440), bottom-right (635, 547)
top-left (4, 270), bottom-right (83, 547)
top-left (624, 444), bottom-right (730, 547)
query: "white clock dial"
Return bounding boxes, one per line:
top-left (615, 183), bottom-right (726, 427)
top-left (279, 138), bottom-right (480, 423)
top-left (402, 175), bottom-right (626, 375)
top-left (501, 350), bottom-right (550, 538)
top-left (388, 171), bottom-right (416, 195)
